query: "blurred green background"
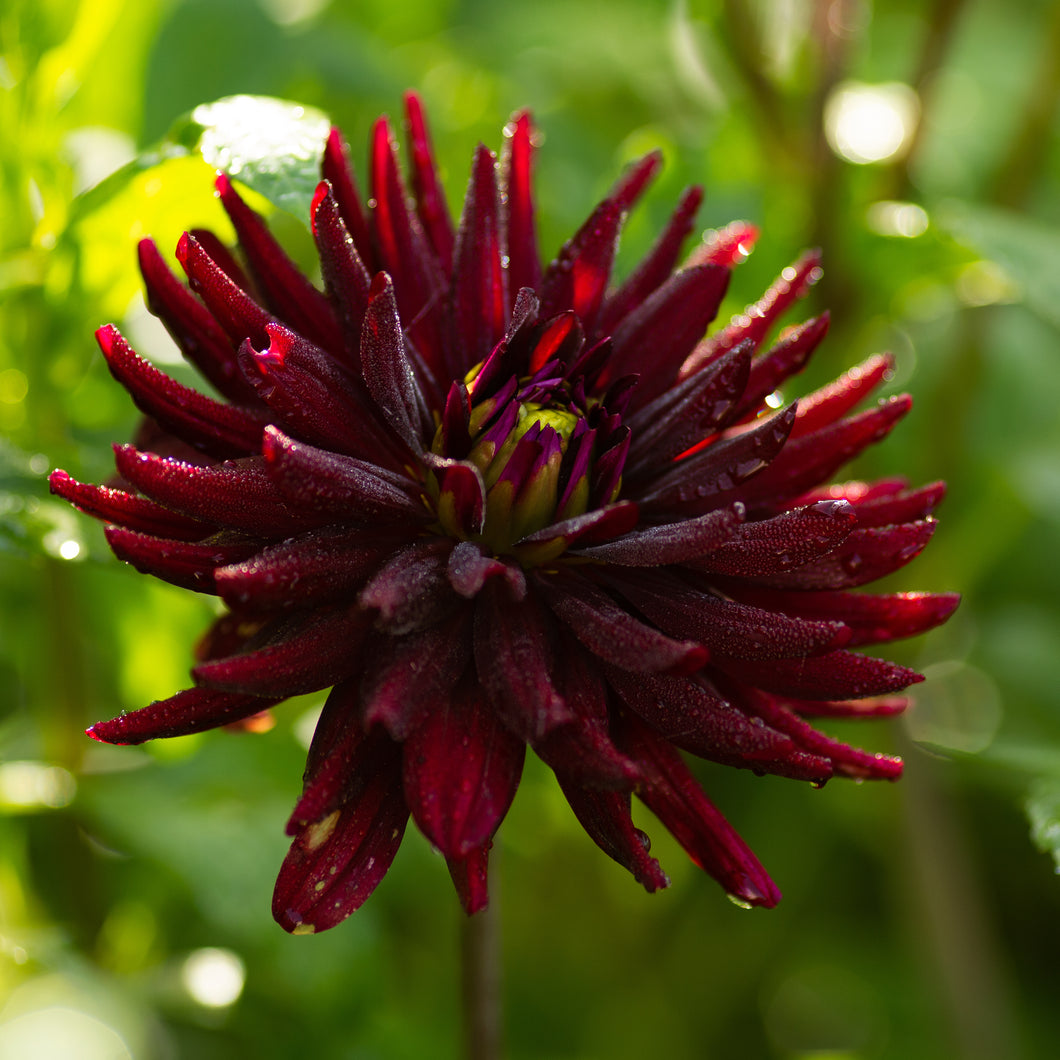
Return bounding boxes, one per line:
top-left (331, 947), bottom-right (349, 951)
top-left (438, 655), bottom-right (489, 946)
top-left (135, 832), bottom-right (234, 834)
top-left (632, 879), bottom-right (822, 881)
top-left (3, 0), bottom-right (1060, 1056)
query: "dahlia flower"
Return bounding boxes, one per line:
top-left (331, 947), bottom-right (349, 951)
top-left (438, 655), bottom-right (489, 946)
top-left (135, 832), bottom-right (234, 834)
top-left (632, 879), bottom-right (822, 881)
top-left (53, 93), bottom-right (957, 933)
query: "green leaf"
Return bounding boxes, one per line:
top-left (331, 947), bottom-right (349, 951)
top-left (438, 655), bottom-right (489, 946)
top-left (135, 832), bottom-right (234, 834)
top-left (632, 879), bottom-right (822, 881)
top-left (1027, 780), bottom-right (1060, 874)
top-left (183, 95), bottom-right (333, 222)
top-left (937, 201), bottom-right (1060, 330)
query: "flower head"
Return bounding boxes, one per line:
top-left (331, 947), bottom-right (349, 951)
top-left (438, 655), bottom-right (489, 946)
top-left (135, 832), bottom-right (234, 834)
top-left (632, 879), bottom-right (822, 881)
top-left (53, 94), bottom-right (957, 932)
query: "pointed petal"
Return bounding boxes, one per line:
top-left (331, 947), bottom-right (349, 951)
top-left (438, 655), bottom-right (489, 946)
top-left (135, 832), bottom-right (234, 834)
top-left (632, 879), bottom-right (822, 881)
top-left (447, 844), bottom-right (491, 915)
top-left (49, 469), bottom-right (213, 541)
top-left (500, 110), bottom-right (541, 299)
top-left (791, 353), bottom-right (895, 438)
top-left (607, 264), bottom-right (730, 405)
top-left (451, 144), bottom-right (508, 371)
top-left (358, 539), bottom-right (456, 634)
top-left (137, 238), bottom-right (259, 405)
top-left (689, 500), bottom-right (858, 578)
top-left (321, 126), bottom-right (376, 271)
top-left (619, 712), bottom-right (780, 906)
top-left (261, 425), bottom-right (423, 522)
top-left (360, 613), bottom-right (473, 738)
top-left (603, 666), bottom-right (832, 781)
top-left (573, 504), bottom-right (744, 566)
top-left (360, 273), bottom-right (433, 454)
top-left (404, 679), bottom-right (525, 858)
top-left (609, 568), bottom-right (849, 660)
top-left (106, 526), bottom-right (258, 593)
top-left (113, 446), bottom-right (325, 537)
top-left (214, 526), bottom-right (393, 611)
top-left (97, 325), bottom-right (266, 457)
top-left (404, 91), bottom-right (456, 271)
top-left (311, 181), bottom-right (373, 364)
top-left (448, 541), bottom-right (527, 600)
top-left (87, 686), bottom-right (280, 744)
top-left (556, 782), bottom-right (669, 892)
top-left (473, 580), bottom-right (570, 741)
top-left (740, 520), bottom-right (938, 590)
top-left (193, 604), bottom-right (372, 697)
top-left (636, 404), bottom-right (797, 516)
top-left (538, 199), bottom-right (623, 332)
top-left (682, 250), bottom-right (822, 375)
top-left (713, 649), bottom-right (923, 701)
top-left (731, 589), bottom-right (961, 646)
top-left (736, 395), bottom-right (913, 509)
top-left (176, 231), bottom-right (275, 349)
top-left (215, 173), bottom-right (343, 352)
top-left (535, 569), bottom-right (708, 675)
top-left (598, 185), bottom-right (704, 333)
top-left (273, 734), bottom-right (407, 934)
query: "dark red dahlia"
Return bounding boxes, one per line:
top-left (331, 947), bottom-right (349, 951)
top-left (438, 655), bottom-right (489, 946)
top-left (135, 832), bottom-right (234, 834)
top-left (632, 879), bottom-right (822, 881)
top-left (53, 93), bottom-right (957, 933)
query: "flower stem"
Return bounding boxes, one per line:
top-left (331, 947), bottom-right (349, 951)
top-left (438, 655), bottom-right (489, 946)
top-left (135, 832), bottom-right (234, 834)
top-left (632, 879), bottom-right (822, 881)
top-left (461, 872), bottom-right (503, 1060)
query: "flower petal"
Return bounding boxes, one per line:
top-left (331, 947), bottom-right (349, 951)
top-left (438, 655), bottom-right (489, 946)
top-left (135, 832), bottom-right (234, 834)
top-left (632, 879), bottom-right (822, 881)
top-left (106, 526), bottom-right (258, 593)
top-left (619, 712), bottom-right (781, 907)
top-left (193, 604), bottom-right (372, 697)
top-left (403, 678), bottom-right (525, 858)
top-left (216, 174), bottom-right (343, 353)
top-left (360, 613), bottom-right (473, 738)
top-left (536, 569), bottom-right (708, 675)
top-left (474, 581), bottom-right (570, 741)
top-left (556, 782), bottom-right (670, 892)
top-left (359, 539), bottom-right (457, 635)
top-left (500, 110), bottom-right (541, 300)
top-left (274, 731), bottom-right (407, 934)
top-left (87, 686), bottom-right (280, 744)
top-left (404, 92), bottom-right (456, 272)
top-left (446, 843), bottom-right (491, 915)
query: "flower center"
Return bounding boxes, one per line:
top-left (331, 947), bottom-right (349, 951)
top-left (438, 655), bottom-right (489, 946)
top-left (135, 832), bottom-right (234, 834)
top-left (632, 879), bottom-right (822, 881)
top-left (428, 367), bottom-right (611, 556)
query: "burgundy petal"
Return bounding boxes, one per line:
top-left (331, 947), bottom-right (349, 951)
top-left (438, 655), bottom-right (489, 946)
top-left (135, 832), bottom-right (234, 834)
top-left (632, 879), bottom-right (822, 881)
top-left (403, 677), bottom-right (525, 858)
top-left (598, 185), bottom-right (704, 334)
top-left (215, 174), bottom-right (343, 353)
top-left (448, 541), bottom-right (526, 600)
top-left (450, 144), bottom-right (508, 371)
top-left (404, 91), bottom-right (456, 271)
top-left (321, 126), bottom-right (376, 271)
top-left (176, 231), bottom-right (275, 350)
top-left (729, 314), bottom-right (829, 423)
top-left (49, 469), bottom-right (213, 541)
top-left (87, 686), bottom-right (280, 744)
top-left (609, 568), bottom-right (849, 660)
top-left (214, 526), bottom-right (393, 611)
top-left (689, 500), bottom-right (858, 578)
top-left (360, 272), bottom-right (433, 454)
top-left (619, 712), bottom-right (781, 907)
top-left (500, 110), bottom-right (541, 300)
top-left (736, 520), bottom-right (937, 591)
top-left (607, 264), bottom-right (730, 405)
top-left (791, 352), bottom-right (895, 438)
top-left (360, 614), bottom-right (472, 738)
top-left (682, 250), bottom-right (822, 375)
top-left (106, 526), bottom-right (258, 593)
top-left (137, 238), bottom-right (259, 405)
top-left (603, 666), bottom-right (832, 781)
top-left (729, 588), bottom-right (961, 646)
top-left (573, 504), bottom-right (744, 566)
top-left (97, 325), bottom-right (266, 457)
top-left (473, 581), bottom-right (570, 741)
top-left (274, 731), bottom-right (407, 934)
top-left (113, 446), bottom-right (324, 537)
top-left (262, 425), bottom-right (424, 521)
top-left (447, 844), bottom-right (491, 915)
top-left (636, 404), bottom-right (797, 515)
top-left (193, 604), bottom-right (372, 697)
top-left (713, 649), bottom-right (923, 701)
top-left (556, 782), bottom-right (669, 892)
top-left (311, 181), bottom-right (373, 364)
top-left (737, 395), bottom-right (912, 509)
top-left (536, 569), bottom-right (708, 675)
top-left (538, 199), bottom-right (623, 332)
top-left (359, 538), bottom-right (456, 634)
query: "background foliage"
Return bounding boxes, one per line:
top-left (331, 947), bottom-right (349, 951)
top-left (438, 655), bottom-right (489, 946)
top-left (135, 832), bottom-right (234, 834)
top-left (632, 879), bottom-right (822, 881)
top-left (3, 0), bottom-right (1060, 1057)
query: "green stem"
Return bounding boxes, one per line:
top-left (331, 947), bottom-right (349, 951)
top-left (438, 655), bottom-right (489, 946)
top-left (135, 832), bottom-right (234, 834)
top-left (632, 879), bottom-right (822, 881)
top-left (461, 871), bottom-right (503, 1060)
